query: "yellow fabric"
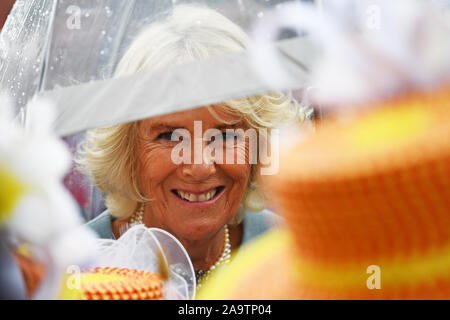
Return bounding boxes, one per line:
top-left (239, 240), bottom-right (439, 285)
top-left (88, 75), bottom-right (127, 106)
top-left (293, 245), bottom-right (450, 291)
top-left (197, 229), bottom-right (291, 299)
top-left (16, 243), bottom-right (31, 258)
top-left (0, 164), bottom-right (25, 225)
top-left (351, 106), bottom-right (430, 151)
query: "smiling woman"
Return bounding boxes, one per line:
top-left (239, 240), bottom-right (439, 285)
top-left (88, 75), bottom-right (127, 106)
top-left (78, 4), bottom-right (302, 288)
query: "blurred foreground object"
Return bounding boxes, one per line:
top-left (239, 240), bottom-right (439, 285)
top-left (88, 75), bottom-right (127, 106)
top-left (0, 241), bottom-right (26, 299)
top-left (251, 0), bottom-right (450, 111)
top-left (199, 87), bottom-right (450, 299)
top-left (198, 0), bottom-right (450, 299)
top-left (0, 95), bottom-right (97, 299)
top-left (12, 250), bottom-right (46, 298)
top-left (75, 225), bottom-right (196, 300)
top-left (59, 267), bottom-right (164, 300)
top-left (56, 225), bottom-right (195, 300)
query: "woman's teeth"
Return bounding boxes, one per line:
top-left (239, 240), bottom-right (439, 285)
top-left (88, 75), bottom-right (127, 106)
top-left (176, 189), bottom-right (217, 202)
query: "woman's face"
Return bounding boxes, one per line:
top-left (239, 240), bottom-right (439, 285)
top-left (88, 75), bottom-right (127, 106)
top-left (137, 105), bottom-right (251, 241)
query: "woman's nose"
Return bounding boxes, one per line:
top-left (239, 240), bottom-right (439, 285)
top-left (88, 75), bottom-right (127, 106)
top-left (181, 140), bottom-right (217, 181)
top-left (181, 161), bottom-right (216, 181)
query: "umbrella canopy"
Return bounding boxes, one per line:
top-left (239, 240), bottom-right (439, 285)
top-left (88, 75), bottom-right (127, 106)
top-left (0, 0), bottom-right (318, 219)
top-left (0, 0), bottom-right (316, 131)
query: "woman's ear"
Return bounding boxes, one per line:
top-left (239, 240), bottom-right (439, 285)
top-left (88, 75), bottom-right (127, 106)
top-left (243, 168), bottom-right (266, 212)
top-left (105, 194), bottom-right (137, 220)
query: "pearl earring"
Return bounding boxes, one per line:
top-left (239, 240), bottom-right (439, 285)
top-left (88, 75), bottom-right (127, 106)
top-left (244, 182), bottom-right (265, 212)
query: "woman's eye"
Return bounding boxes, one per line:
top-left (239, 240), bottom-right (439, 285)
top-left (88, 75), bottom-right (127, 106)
top-left (210, 132), bottom-right (240, 146)
top-left (156, 131), bottom-right (185, 142)
top-left (157, 131), bottom-right (174, 140)
top-left (221, 132), bottom-right (237, 140)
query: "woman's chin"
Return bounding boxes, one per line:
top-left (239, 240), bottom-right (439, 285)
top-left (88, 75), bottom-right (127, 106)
top-left (168, 220), bottom-right (225, 242)
top-left (160, 187), bottom-right (237, 241)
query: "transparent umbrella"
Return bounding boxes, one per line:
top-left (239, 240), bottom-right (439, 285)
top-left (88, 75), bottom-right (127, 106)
top-left (0, 0), bottom-right (315, 124)
top-left (0, 0), bottom-right (317, 219)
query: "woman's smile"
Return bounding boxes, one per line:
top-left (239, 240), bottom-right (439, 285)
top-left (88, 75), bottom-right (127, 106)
top-left (171, 186), bottom-right (226, 206)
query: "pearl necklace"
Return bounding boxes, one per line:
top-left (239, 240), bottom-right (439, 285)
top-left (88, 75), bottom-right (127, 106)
top-left (196, 224), bottom-right (231, 288)
top-left (130, 203), bottom-right (232, 288)
top-left (130, 202), bottom-right (145, 225)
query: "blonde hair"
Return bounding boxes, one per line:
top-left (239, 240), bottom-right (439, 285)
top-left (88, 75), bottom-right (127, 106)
top-left (79, 4), bottom-right (302, 221)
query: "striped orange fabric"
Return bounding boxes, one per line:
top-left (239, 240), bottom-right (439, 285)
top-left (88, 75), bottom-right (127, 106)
top-left (269, 85), bottom-right (450, 298)
top-left (65, 267), bottom-right (164, 300)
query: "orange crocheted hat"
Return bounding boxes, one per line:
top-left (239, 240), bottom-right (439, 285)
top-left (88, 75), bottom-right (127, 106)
top-left (198, 86), bottom-right (450, 299)
top-left (60, 267), bottom-right (164, 300)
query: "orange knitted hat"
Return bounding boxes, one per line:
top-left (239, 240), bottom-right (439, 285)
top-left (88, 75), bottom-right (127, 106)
top-left (59, 267), bottom-right (164, 300)
top-left (198, 85), bottom-right (450, 299)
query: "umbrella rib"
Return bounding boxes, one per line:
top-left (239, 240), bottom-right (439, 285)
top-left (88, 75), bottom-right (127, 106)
top-left (277, 45), bottom-right (311, 73)
top-left (36, 0), bottom-right (58, 93)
